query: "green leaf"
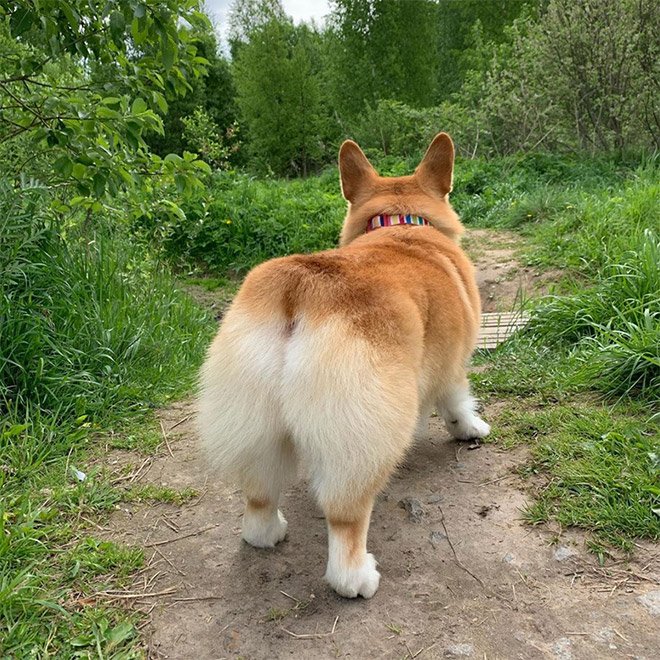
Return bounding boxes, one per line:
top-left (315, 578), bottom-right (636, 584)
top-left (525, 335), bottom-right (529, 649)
top-left (1, 424), bottom-right (28, 439)
top-left (72, 163), bottom-right (87, 179)
top-left (131, 97), bottom-right (148, 114)
top-left (59, 2), bottom-right (79, 31)
top-left (174, 173), bottom-right (187, 194)
top-left (162, 37), bottom-right (176, 70)
top-left (53, 156), bottom-right (73, 178)
top-left (133, 3), bottom-right (147, 19)
top-left (101, 96), bottom-right (122, 107)
top-left (92, 173), bottom-right (106, 197)
top-left (10, 8), bottom-right (34, 37)
top-left (109, 10), bottom-right (126, 45)
top-left (106, 621), bottom-right (135, 646)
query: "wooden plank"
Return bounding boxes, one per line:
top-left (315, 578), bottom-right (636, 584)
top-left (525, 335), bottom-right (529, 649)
top-left (477, 312), bottom-right (529, 349)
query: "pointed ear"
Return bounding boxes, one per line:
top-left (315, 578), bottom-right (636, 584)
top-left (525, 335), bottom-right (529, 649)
top-left (338, 140), bottom-right (376, 202)
top-left (415, 132), bottom-right (454, 197)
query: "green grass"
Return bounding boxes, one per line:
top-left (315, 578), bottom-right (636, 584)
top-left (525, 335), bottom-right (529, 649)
top-left (123, 484), bottom-right (198, 505)
top-left (0, 182), bottom-right (214, 656)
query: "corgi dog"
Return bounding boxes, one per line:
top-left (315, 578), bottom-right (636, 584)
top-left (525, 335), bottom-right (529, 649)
top-left (198, 133), bottom-right (490, 599)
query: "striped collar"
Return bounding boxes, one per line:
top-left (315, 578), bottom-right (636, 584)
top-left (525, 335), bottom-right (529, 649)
top-left (366, 213), bottom-right (431, 233)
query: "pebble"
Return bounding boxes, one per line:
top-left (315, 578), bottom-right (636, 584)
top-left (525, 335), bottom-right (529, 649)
top-left (443, 643), bottom-right (474, 657)
top-left (637, 590), bottom-right (660, 616)
top-left (552, 637), bottom-right (573, 660)
top-left (429, 530), bottom-right (447, 548)
top-left (398, 497), bottom-right (426, 523)
top-left (553, 545), bottom-right (578, 561)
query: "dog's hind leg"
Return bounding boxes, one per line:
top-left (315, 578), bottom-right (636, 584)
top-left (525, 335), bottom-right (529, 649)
top-left (239, 435), bottom-right (296, 548)
top-left (198, 320), bottom-right (296, 548)
top-left (281, 319), bottom-right (418, 597)
top-left (437, 377), bottom-right (490, 441)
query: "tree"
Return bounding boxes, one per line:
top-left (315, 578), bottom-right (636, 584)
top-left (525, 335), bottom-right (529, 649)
top-left (434, 0), bottom-right (536, 100)
top-left (0, 1), bottom-right (211, 209)
top-left (146, 25), bottom-right (238, 161)
top-left (232, 7), bottom-right (330, 176)
top-left (326, 0), bottom-right (438, 121)
top-left (460, 0), bottom-right (660, 154)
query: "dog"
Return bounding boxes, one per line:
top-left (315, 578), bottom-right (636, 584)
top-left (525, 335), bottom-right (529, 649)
top-left (197, 133), bottom-right (490, 599)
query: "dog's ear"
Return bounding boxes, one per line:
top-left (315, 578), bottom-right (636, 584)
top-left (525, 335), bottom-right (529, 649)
top-left (339, 140), bottom-right (376, 203)
top-left (415, 132), bottom-right (454, 197)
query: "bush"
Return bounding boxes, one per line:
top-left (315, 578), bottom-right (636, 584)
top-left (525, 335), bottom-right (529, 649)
top-left (160, 169), bottom-right (345, 274)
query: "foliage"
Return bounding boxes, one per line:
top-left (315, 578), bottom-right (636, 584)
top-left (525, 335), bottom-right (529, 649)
top-left (158, 168), bottom-right (344, 273)
top-left (434, 0), bottom-right (537, 100)
top-left (0, 184), bottom-right (212, 423)
top-left (461, 0), bottom-right (660, 154)
top-left (182, 108), bottom-right (236, 169)
top-left (0, 1), bottom-right (211, 209)
top-left (232, 15), bottom-right (331, 176)
top-left (326, 0), bottom-right (439, 118)
top-left (496, 400), bottom-right (660, 550)
top-left (146, 24), bottom-right (239, 161)
top-left (0, 182), bottom-right (213, 654)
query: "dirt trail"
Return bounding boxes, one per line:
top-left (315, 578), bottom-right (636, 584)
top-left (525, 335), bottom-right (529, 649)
top-left (105, 230), bottom-right (659, 659)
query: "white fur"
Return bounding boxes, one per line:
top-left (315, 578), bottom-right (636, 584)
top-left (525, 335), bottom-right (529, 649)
top-left (438, 384), bottom-right (491, 440)
top-left (242, 508), bottom-right (288, 548)
top-left (325, 528), bottom-right (380, 599)
top-left (198, 314), bottom-right (486, 598)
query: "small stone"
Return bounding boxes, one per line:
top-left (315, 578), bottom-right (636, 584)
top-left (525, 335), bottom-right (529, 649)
top-left (553, 545), bottom-right (578, 561)
top-left (444, 643), bottom-right (474, 657)
top-left (429, 530), bottom-right (447, 548)
top-left (427, 494), bottom-right (444, 504)
top-left (552, 637), bottom-right (573, 660)
top-left (503, 552), bottom-right (515, 563)
top-left (637, 590), bottom-right (660, 615)
top-left (398, 497), bottom-right (426, 523)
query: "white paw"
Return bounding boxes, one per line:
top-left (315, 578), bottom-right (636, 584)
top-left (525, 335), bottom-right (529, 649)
top-left (242, 509), bottom-right (288, 548)
top-left (325, 553), bottom-right (381, 599)
top-left (447, 415), bottom-right (491, 441)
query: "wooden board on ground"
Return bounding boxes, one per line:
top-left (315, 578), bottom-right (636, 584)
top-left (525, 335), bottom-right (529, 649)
top-left (478, 311), bottom-right (529, 349)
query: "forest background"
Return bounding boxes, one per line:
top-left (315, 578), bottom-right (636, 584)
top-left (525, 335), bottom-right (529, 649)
top-left (0, 0), bottom-right (658, 655)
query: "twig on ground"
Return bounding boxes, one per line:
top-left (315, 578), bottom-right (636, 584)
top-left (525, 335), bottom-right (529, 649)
top-left (281, 616), bottom-right (339, 639)
top-left (172, 595), bottom-right (225, 602)
top-left (146, 523), bottom-right (218, 547)
top-left (438, 506), bottom-right (485, 589)
top-left (169, 414), bottom-right (192, 431)
top-left (95, 587), bottom-right (177, 601)
top-left (154, 546), bottom-right (186, 576)
top-left (160, 420), bottom-right (174, 458)
top-left (478, 474), bottom-right (512, 487)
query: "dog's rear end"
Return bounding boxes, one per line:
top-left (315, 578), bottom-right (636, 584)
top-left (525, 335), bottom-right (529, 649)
top-left (198, 133), bottom-right (489, 598)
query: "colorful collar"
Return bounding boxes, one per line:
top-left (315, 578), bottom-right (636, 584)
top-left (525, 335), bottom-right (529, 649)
top-left (366, 213), bottom-right (431, 233)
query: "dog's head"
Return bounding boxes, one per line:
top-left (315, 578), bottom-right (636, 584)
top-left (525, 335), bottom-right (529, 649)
top-left (338, 133), bottom-right (463, 246)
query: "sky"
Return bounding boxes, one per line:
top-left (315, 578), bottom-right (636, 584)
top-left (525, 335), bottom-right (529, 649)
top-left (203, 0), bottom-right (331, 46)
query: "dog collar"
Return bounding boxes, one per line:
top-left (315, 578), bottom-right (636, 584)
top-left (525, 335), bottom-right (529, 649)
top-left (366, 213), bottom-right (431, 233)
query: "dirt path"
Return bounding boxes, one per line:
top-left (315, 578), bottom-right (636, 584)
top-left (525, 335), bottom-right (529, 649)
top-left (105, 230), bottom-right (660, 659)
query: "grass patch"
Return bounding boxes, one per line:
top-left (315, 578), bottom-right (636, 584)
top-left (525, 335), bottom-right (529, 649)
top-left (123, 484), bottom-right (198, 505)
top-left (517, 403), bottom-right (660, 551)
top-left (0, 183), bottom-right (214, 656)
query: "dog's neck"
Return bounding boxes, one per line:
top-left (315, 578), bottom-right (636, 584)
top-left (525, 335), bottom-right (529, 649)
top-left (366, 213), bottom-right (431, 233)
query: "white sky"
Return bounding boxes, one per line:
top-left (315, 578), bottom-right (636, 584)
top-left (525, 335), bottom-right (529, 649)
top-left (203, 0), bottom-right (331, 47)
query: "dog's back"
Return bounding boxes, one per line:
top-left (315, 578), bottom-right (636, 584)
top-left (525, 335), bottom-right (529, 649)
top-left (197, 133), bottom-right (490, 598)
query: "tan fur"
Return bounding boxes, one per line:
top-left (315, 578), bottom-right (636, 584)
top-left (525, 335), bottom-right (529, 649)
top-left (198, 133), bottom-right (489, 598)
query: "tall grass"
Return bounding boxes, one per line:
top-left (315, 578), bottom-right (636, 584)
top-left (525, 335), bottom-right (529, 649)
top-left (0, 182), bottom-right (213, 655)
